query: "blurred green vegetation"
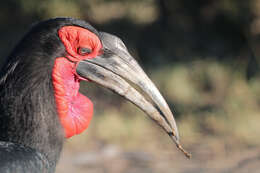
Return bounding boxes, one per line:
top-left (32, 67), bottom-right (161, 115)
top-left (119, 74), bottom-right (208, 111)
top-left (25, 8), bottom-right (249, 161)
top-left (0, 0), bottom-right (260, 166)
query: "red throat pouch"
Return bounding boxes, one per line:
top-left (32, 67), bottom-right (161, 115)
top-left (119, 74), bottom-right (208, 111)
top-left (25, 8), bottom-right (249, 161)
top-left (52, 57), bottom-right (93, 138)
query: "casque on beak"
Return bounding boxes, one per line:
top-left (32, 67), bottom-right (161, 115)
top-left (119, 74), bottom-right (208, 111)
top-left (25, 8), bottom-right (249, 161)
top-left (76, 32), bottom-right (191, 158)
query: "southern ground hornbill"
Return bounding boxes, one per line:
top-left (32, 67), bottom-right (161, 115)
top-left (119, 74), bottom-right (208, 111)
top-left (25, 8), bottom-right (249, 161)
top-left (0, 18), bottom-right (190, 173)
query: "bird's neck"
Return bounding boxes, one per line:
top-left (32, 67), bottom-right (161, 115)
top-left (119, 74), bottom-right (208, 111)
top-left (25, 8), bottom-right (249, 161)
top-left (0, 58), bottom-right (64, 170)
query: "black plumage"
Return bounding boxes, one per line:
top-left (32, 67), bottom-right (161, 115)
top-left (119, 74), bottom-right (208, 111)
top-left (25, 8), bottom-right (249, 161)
top-left (0, 18), bottom-right (99, 173)
top-left (0, 141), bottom-right (50, 173)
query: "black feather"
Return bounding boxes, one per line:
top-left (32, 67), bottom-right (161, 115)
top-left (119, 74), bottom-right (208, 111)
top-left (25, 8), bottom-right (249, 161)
top-left (0, 141), bottom-right (50, 173)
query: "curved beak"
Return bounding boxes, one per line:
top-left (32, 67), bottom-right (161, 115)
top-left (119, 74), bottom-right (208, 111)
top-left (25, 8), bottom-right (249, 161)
top-left (76, 32), bottom-right (190, 158)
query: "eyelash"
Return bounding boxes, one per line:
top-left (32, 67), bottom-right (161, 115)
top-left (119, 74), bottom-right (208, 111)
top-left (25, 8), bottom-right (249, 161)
top-left (77, 47), bottom-right (92, 56)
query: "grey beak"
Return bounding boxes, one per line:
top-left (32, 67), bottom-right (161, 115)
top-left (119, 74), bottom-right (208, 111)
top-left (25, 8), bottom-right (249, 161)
top-left (76, 32), bottom-right (191, 158)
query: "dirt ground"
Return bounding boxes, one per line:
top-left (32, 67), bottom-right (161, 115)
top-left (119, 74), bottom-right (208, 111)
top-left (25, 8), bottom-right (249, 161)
top-left (56, 144), bottom-right (260, 173)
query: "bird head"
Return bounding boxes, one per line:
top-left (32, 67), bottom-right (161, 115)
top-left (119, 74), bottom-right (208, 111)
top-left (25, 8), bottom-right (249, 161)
top-left (9, 18), bottom-right (189, 157)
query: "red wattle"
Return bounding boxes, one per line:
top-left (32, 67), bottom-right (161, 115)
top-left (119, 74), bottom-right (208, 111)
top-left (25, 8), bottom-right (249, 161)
top-left (52, 57), bottom-right (93, 138)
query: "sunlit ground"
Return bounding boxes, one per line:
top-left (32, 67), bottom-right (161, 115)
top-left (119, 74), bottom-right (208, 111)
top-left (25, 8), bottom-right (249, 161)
top-left (56, 60), bottom-right (260, 173)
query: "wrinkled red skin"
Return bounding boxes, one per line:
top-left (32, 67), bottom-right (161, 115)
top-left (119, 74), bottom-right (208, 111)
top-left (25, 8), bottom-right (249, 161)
top-left (52, 26), bottom-right (102, 138)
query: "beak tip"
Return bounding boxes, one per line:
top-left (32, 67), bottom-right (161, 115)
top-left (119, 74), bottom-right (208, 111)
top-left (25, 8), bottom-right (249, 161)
top-left (169, 131), bottom-right (191, 159)
top-left (176, 143), bottom-right (192, 159)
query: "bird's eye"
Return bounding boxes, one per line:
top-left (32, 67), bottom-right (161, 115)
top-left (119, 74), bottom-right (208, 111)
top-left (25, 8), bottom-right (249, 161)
top-left (78, 47), bottom-right (92, 56)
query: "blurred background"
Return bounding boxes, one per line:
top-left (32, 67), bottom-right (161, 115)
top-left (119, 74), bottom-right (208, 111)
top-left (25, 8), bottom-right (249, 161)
top-left (1, 0), bottom-right (260, 172)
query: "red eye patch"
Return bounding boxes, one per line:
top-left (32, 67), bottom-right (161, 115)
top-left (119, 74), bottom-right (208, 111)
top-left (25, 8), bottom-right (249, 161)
top-left (58, 26), bottom-right (102, 62)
